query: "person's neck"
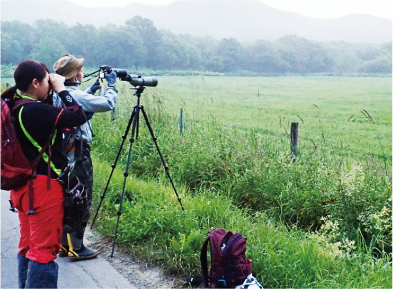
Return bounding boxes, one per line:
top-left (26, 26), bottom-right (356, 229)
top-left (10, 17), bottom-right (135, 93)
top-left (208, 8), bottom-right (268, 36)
top-left (18, 90), bottom-right (38, 101)
top-left (65, 79), bottom-right (80, 86)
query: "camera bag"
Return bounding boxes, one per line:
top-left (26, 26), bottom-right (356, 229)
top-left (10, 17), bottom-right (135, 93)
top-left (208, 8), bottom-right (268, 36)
top-left (60, 165), bottom-right (88, 232)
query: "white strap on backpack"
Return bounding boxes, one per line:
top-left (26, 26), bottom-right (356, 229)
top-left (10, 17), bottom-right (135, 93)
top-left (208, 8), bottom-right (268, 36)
top-left (235, 274), bottom-right (263, 289)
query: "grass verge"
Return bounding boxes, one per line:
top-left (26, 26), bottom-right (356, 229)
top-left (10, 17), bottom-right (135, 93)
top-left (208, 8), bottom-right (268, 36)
top-left (91, 153), bottom-right (392, 288)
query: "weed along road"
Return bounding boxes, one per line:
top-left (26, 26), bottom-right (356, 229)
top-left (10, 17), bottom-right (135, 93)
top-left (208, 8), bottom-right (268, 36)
top-left (1, 190), bottom-right (136, 288)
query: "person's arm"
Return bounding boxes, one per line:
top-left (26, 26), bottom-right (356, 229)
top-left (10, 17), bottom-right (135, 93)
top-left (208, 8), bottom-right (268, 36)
top-left (19, 103), bottom-right (86, 133)
top-left (49, 74), bottom-right (87, 127)
top-left (70, 87), bottom-right (117, 113)
top-left (80, 71), bottom-right (118, 112)
top-left (55, 104), bottom-right (86, 128)
top-left (84, 78), bottom-right (101, 95)
top-left (57, 90), bottom-right (80, 107)
top-left (54, 91), bottom-right (86, 128)
top-left (53, 91), bottom-right (93, 120)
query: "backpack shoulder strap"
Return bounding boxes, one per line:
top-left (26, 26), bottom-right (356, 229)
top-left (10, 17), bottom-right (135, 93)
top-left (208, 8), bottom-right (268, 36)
top-left (20, 106), bottom-right (64, 214)
top-left (200, 236), bottom-right (210, 288)
top-left (11, 98), bottom-right (34, 112)
top-left (200, 228), bottom-right (233, 288)
top-left (26, 109), bottom-right (64, 215)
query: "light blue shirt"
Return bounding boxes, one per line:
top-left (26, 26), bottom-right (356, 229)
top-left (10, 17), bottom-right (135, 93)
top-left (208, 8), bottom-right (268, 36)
top-left (53, 84), bottom-right (117, 144)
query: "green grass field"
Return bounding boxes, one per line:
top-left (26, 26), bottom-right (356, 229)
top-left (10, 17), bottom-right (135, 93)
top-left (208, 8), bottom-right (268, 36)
top-left (2, 75), bottom-right (392, 287)
top-left (144, 76), bottom-right (391, 172)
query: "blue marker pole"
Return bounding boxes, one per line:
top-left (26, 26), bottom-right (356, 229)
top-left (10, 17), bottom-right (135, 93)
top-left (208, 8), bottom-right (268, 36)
top-left (180, 108), bottom-right (183, 135)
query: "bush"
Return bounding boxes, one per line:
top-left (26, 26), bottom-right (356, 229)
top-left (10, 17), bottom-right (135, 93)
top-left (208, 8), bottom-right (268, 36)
top-left (1, 64), bottom-right (16, 78)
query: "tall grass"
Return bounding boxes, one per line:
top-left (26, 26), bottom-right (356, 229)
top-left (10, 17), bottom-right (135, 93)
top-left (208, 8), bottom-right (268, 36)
top-left (91, 156), bottom-right (392, 288)
top-left (87, 76), bottom-right (391, 287)
top-left (90, 76), bottom-right (392, 254)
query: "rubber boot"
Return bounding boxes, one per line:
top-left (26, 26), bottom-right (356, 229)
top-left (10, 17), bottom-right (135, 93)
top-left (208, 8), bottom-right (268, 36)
top-left (25, 260), bottom-right (58, 288)
top-left (67, 233), bottom-right (98, 262)
top-left (58, 245), bottom-right (69, 257)
top-left (17, 253), bottom-right (29, 288)
top-left (59, 229), bottom-right (72, 257)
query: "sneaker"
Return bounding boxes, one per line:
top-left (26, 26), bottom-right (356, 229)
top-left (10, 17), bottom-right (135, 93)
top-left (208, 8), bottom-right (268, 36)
top-left (68, 244), bottom-right (98, 262)
top-left (59, 245), bottom-right (69, 257)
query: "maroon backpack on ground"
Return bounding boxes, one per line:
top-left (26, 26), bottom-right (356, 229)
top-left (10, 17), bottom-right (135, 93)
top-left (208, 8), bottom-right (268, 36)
top-left (1, 98), bottom-right (35, 190)
top-left (201, 228), bottom-right (252, 288)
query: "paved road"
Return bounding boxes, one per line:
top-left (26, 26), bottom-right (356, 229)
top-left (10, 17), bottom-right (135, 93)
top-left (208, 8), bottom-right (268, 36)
top-left (1, 191), bottom-right (137, 288)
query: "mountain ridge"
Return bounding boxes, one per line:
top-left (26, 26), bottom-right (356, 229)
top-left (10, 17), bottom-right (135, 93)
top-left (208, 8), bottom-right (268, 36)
top-left (1, 0), bottom-right (391, 43)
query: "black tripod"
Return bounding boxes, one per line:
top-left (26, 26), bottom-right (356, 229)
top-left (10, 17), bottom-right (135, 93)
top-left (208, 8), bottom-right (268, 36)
top-left (91, 85), bottom-right (184, 257)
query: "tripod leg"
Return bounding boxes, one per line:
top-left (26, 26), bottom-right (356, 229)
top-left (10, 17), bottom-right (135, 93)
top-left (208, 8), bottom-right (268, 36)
top-left (136, 105), bottom-right (140, 139)
top-left (140, 106), bottom-right (184, 211)
top-left (111, 105), bottom-right (140, 257)
top-left (91, 108), bottom-right (136, 228)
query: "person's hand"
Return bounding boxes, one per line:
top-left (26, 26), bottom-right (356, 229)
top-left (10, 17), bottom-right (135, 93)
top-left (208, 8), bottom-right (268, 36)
top-left (90, 78), bottom-right (101, 93)
top-left (49, 74), bottom-right (66, 93)
top-left (104, 71), bottom-right (117, 88)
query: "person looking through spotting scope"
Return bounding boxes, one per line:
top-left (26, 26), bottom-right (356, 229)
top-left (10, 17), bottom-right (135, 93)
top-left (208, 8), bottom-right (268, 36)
top-left (53, 54), bottom-right (118, 261)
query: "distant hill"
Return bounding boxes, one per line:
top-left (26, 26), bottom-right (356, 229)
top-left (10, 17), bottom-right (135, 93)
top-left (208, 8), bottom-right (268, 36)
top-left (1, 0), bottom-right (391, 43)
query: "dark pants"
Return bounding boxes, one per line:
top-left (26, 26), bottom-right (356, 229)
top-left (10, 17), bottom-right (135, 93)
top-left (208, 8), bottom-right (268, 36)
top-left (62, 141), bottom-right (93, 250)
top-left (18, 254), bottom-right (58, 288)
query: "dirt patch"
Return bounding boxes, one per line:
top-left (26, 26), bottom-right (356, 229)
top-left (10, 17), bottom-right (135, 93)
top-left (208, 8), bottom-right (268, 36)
top-left (84, 226), bottom-right (179, 288)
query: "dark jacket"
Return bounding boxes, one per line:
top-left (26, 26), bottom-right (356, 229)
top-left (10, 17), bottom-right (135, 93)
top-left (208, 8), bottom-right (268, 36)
top-left (12, 90), bottom-right (86, 178)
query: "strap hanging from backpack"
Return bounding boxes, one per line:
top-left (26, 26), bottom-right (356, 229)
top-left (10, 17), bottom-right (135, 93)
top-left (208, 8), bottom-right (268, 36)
top-left (14, 99), bottom-right (64, 214)
top-left (200, 228), bottom-right (233, 288)
top-left (200, 236), bottom-right (210, 288)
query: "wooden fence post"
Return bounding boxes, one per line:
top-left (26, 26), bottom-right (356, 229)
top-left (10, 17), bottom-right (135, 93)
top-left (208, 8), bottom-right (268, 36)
top-left (290, 122), bottom-right (298, 156)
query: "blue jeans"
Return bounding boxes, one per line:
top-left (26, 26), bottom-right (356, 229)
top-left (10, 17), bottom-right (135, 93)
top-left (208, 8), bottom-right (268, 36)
top-left (18, 254), bottom-right (58, 288)
top-left (17, 253), bottom-right (29, 288)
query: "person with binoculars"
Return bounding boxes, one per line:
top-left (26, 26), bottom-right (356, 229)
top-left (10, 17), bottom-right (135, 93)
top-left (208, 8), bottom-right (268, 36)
top-left (2, 60), bottom-right (87, 288)
top-left (52, 54), bottom-right (118, 261)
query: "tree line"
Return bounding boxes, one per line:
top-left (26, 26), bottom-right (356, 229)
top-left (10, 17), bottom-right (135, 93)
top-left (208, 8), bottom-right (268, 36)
top-left (1, 16), bottom-right (392, 74)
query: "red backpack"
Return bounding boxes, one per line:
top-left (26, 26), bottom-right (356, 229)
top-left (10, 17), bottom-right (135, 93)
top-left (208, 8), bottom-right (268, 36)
top-left (1, 98), bottom-right (35, 190)
top-left (201, 228), bottom-right (252, 288)
top-left (1, 98), bottom-right (59, 214)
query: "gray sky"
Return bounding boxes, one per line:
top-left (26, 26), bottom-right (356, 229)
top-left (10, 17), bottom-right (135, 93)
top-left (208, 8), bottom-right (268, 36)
top-left (65, 0), bottom-right (392, 19)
